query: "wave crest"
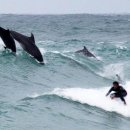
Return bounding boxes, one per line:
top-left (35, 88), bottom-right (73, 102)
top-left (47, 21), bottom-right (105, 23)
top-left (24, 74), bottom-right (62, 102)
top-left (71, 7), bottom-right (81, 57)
top-left (26, 82), bottom-right (130, 117)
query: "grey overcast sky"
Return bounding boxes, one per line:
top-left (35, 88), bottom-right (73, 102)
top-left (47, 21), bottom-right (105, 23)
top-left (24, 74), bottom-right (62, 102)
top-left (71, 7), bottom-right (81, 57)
top-left (0, 0), bottom-right (130, 14)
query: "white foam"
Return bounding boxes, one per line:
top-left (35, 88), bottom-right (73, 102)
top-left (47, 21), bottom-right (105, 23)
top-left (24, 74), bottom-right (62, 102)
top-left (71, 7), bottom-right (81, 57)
top-left (51, 82), bottom-right (130, 117)
top-left (0, 37), bottom-right (5, 51)
top-left (51, 51), bottom-right (60, 54)
top-left (39, 48), bottom-right (46, 54)
top-left (115, 44), bottom-right (127, 50)
top-left (96, 56), bottom-right (102, 61)
top-left (29, 93), bottom-right (40, 98)
top-left (37, 40), bottom-right (55, 45)
top-left (97, 41), bottom-right (104, 44)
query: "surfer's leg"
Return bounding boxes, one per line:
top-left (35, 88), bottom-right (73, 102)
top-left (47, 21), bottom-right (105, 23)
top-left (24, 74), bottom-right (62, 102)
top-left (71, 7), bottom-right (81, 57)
top-left (120, 96), bottom-right (126, 105)
top-left (120, 92), bottom-right (127, 103)
top-left (116, 92), bottom-right (127, 105)
top-left (121, 91), bottom-right (127, 97)
top-left (110, 92), bottom-right (121, 99)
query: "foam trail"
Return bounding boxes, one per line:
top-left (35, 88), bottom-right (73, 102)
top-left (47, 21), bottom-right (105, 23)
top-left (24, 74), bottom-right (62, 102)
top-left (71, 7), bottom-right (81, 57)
top-left (96, 56), bottom-right (102, 61)
top-left (39, 48), bottom-right (46, 54)
top-left (0, 37), bottom-right (5, 51)
top-left (52, 82), bottom-right (130, 117)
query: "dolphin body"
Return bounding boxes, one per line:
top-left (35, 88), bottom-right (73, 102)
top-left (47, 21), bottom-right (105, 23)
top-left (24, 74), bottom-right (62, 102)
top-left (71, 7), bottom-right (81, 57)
top-left (0, 27), bottom-right (16, 53)
top-left (10, 30), bottom-right (44, 63)
top-left (76, 46), bottom-right (96, 58)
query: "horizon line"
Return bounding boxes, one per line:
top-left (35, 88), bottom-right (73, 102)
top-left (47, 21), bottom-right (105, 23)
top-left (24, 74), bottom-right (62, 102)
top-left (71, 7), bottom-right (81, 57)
top-left (0, 12), bottom-right (130, 16)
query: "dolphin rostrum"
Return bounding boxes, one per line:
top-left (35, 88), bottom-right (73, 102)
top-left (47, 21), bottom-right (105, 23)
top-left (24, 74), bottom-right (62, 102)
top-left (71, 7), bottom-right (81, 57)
top-left (0, 27), bottom-right (16, 53)
top-left (10, 30), bottom-right (44, 63)
top-left (76, 46), bottom-right (96, 58)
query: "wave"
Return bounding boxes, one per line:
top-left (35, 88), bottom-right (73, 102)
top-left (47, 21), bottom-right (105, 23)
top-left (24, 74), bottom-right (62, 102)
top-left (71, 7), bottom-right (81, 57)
top-left (52, 86), bottom-right (130, 117)
top-left (37, 40), bottom-right (56, 45)
top-left (25, 81), bottom-right (130, 117)
top-left (44, 50), bottom-right (104, 79)
top-left (98, 63), bottom-right (125, 80)
top-left (96, 41), bottom-right (129, 52)
top-left (57, 53), bottom-right (101, 73)
top-left (63, 39), bottom-right (82, 42)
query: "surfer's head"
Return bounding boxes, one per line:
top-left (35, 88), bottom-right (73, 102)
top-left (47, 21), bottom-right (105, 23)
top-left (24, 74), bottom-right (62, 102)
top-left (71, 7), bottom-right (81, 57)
top-left (113, 81), bottom-right (119, 88)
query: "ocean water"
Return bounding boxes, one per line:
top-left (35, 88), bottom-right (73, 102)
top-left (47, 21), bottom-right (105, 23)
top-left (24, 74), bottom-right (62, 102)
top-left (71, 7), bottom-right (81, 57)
top-left (0, 14), bottom-right (130, 130)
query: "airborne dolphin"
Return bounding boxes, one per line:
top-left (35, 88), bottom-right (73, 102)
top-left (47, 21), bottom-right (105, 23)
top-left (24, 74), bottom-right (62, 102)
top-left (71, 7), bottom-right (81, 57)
top-left (76, 46), bottom-right (96, 58)
top-left (10, 30), bottom-right (44, 63)
top-left (0, 27), bottom-right (16, 53)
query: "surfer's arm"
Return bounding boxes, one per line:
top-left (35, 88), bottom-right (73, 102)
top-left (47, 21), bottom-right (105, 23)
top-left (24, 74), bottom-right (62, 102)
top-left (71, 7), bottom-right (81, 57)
top-left (106, 87), bottom-right (113, 96)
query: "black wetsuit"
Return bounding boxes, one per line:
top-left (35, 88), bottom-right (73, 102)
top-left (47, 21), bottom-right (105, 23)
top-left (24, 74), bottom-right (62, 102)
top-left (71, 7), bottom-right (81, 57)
top-left (106, 86), bottom-right (127, 103)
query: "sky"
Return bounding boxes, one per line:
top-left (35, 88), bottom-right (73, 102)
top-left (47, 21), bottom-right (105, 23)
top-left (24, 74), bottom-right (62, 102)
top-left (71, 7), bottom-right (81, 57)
top-left (0, 0), bottom-right (130, 14)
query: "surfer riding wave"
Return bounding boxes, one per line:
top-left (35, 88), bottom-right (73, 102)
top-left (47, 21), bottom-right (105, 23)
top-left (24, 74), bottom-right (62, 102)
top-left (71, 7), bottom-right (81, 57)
top-left (106, 81), bottom-right (127, 105)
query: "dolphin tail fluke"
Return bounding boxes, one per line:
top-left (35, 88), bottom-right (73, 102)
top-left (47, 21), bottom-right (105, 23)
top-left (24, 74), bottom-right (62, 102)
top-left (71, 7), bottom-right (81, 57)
top-left (0, 27), bottom-right (16, 53)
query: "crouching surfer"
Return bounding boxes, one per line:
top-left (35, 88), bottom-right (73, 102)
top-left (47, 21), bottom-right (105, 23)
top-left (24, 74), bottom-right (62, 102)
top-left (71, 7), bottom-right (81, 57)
top-left (106, 81), bottom-right (127, 105)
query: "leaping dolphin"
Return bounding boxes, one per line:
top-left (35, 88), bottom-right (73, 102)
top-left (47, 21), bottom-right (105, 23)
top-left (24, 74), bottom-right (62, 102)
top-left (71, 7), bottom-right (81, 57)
top-left (10, 30), bottom-right (44, 63)
top-left (0, 27), bottom-right (16, 53)
top-left (76, 46), bottom-right (96, 58)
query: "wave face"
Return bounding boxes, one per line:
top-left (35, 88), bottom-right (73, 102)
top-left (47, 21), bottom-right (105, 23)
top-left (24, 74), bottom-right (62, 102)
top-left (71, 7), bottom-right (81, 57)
top-left (0, 14), bottom-right (130, 130)
top-left (25, 81), bottom-right (130, 117)
top-left (51, 83), bottom-right (130, 117)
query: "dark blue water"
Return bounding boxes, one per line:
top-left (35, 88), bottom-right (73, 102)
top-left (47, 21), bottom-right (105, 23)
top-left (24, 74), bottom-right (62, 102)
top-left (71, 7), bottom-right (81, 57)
top-left (0, 14), bottom-right (130, 130)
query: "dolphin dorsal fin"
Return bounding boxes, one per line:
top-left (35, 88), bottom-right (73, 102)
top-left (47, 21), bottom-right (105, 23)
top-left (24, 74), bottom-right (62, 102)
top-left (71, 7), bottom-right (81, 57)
top-left (83, 46), bottom-right (87, 50)
top-left (30, 33), bottom-right (35, 44)
top-left (7, 29), bottom-right (10, 34)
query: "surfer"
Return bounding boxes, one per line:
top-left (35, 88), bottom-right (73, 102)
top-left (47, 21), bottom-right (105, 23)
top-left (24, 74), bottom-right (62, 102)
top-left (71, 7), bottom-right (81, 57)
top-left (106, 81), bottom-right (127, 105)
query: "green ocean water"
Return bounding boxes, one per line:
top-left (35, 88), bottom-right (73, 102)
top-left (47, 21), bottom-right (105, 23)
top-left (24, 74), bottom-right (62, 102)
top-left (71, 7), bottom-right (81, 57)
top-left (0, 14), bottom-right (130, 130)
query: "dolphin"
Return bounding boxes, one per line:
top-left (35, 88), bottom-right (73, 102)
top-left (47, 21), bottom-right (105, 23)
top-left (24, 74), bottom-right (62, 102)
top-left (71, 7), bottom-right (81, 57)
top-left (10, 30), bottom-right (44, 63)
top-left (0, 27), bottom-right (16, 53)
top-left (76, 46), bottom-right (96, 58)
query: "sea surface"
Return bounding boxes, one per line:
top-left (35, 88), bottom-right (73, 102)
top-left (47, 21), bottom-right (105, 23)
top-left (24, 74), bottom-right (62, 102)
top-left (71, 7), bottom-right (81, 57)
top-left (0, 14), bottom-right (130, 130)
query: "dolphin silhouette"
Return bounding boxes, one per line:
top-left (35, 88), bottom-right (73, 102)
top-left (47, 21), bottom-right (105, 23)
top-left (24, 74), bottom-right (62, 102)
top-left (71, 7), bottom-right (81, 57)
top-left (0, 27), bottom-right (16, 53)
top-left (76, 46), bottom-right (96, 58)
top-left (10, 30), bottom-right (44, 63)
